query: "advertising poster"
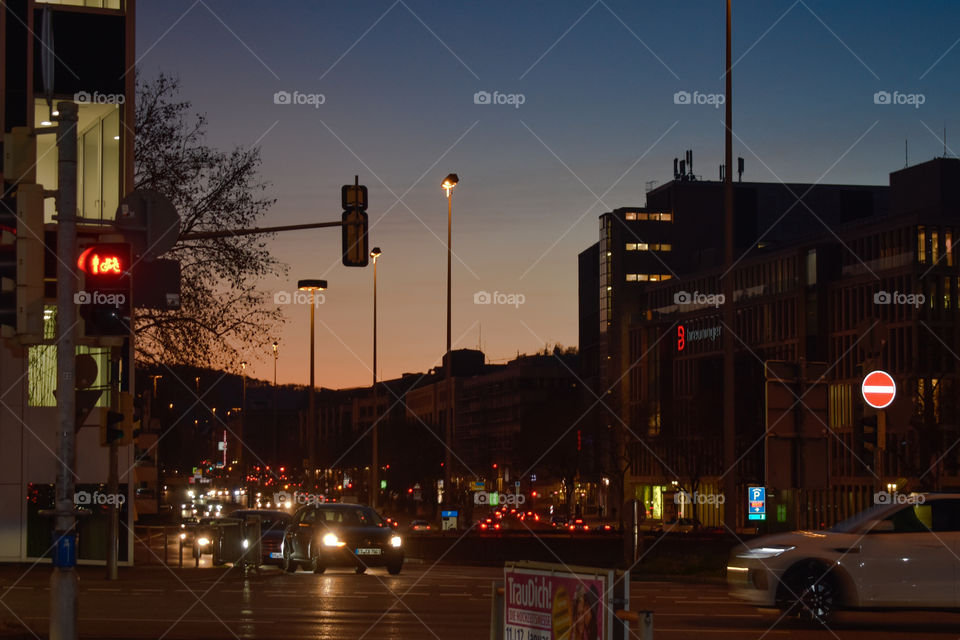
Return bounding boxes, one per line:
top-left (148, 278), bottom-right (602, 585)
top-left (504, 564), bottom-right (608, 640)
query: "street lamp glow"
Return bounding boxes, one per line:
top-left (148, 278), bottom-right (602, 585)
top-left (370, 246), bottom-right (382, 262)
top-left (297, 279), bottom-right (327, 291)
top-left (441, 173), bottom-right (459, 193)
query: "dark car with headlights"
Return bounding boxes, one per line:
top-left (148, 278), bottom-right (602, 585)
top-left (212, 509), bottom-right (291, 566)
top-left (281, 503), bottom-right (403, 575)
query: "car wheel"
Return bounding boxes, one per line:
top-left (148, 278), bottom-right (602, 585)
top-left (355, 564), bottom-right (367, 575)
top-left (282, 544), bottom-right (297, 573)
top-left (387, 560), bottom-right (402, 575)
top-left (310, 549), bottom-right (326, 574)
top-left (779, 562), bottom-right (839, 625)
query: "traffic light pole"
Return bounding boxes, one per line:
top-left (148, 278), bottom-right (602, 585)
top-left (106, 348), bottom-right (120, 580)
top-left (179, 220), bottom-right (349, 241)
top-left (51, 101), bottom-right (79, 640)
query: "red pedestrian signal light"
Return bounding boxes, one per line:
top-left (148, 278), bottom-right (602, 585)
top-left (77, 242), bottom-right (132, 337)
top-left (78, 247), bottom-right (125, 276)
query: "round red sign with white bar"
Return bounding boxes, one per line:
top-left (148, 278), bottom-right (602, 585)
top-left (862, 370), bottom-right (896, 409)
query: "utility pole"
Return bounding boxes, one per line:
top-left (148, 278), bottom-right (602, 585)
top-left (722, 0), bottom-right (738, 532)
top-left (51, 100), bottom-right (79, 640)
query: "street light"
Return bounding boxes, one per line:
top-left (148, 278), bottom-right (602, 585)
top-left (272, 341), bottom-right (279, 467)
top-left (370, 247), bottom-right (382, 509)
top-left (240, 361), bottom-right (248, 472)
top-left (441, 173), bottom-right (458, 504)
top-left (298, 279), bottom-right (327, 475)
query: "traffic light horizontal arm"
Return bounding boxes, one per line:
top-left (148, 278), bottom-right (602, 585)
top-left (180, 219), bottom-right (356, 241)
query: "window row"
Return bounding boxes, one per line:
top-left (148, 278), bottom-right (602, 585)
top-left (623, 211), bottom-right (673, 222)
top-left (626, 274), bottom-right (673, 282)
top-left (626, 243), bottom-right (672, 252)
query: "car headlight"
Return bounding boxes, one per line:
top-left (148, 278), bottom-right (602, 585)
top-left (323, 533), bottom-right (345, 547)
top-left (197, 537), bottom-right (210, 547)
top-left (736, 545), bottom-right (795, 559)
top-left (390, 536), bottom-right (402, 548)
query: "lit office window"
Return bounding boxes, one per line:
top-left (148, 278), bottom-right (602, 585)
top-left (624, 212), bottom-right (637, 220)
top-left (626, 274), bottom-right (638, 282)
top-left (918, 226), bottom-right (926, 263)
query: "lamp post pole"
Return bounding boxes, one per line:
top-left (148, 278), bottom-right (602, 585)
top-left (272, 342), bottom-right (278, 466)
top-left (298, 280), bottom-right (327, 480)
top-left (371, 247), bottom-right (381, 509)
top-left (441, 174), bottom-right (458, 504)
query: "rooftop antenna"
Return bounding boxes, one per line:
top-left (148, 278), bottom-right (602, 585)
top-left (944, 125), bottom-right (948, 157)
top-left (905, 138), bottom-right (908, 168)
top-left (478, 323), bottom-right (481, 351)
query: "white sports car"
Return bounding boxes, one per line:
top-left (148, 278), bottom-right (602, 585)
top-left (727, 493), bottom-right (960, 622)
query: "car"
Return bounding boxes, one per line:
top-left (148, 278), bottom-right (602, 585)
top-left (281, 503), bottom-right (403, 575)
top-left (661, 517), bottom-right (701, 534)
top-left (477, 517), bottom-right (501, 532)
top-left (567, 518), bottom-right (591, 532)
top-left (213, 509), bottom-right (291, 566)
top-left (727, 493), bottom-right (960, 623)
top-left (409, 519), bottom-right (432, 531)
top-left (180, 516), bottom-right (219, 559)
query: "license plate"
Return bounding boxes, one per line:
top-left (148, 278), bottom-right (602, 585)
top-left (268, 552), bottom-right (282, 559)
top-left (355, 548), bottom-right (381, 556)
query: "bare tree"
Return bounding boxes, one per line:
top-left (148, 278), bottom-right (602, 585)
top-left (133, 74), bottom-right (286, 369)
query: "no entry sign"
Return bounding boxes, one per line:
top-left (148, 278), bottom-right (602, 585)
top-left (862, 370), bottom-right (896, 409)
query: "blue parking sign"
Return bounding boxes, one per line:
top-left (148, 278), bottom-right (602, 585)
top-left (748, 486), bottom-right (766, 521)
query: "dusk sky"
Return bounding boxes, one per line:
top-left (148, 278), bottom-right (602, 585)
top-left (135, 1), bottom-right (960, 388)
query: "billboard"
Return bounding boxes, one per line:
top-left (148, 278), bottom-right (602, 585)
top-left (505, 562), bottom-right (616, 640)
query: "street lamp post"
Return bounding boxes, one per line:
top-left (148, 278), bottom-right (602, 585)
top-left (240, 361), bottom-right (248, 473)
top-left (441, 174), bottom-right (458, 504)
top-left (272, 341), bottom-right (279, 467)
top-left (298, 279), bottom-right (327, 478)
top-left (370, 247), bottom-right (382, 509)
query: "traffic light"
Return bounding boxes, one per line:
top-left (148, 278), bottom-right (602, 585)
top-left (100, 391), bottom-right (134, 446)
top-left (342, 208), bottom-right (369, 267)
top-left (0, 194), bottom-right (15, 333)
top-left (855, 414), bottom-right (879, 465)
top-left (0, 183), bottom-right (45, 339)
top-left (77, 242), bottom-right (132, 336)
top-left (341, 182), bottom-right (369, 267)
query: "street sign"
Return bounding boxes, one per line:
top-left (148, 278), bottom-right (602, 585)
top-left (862, 370), bottom-right (896, 409)
top-left (748, 486), bottom-right (766, 521)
